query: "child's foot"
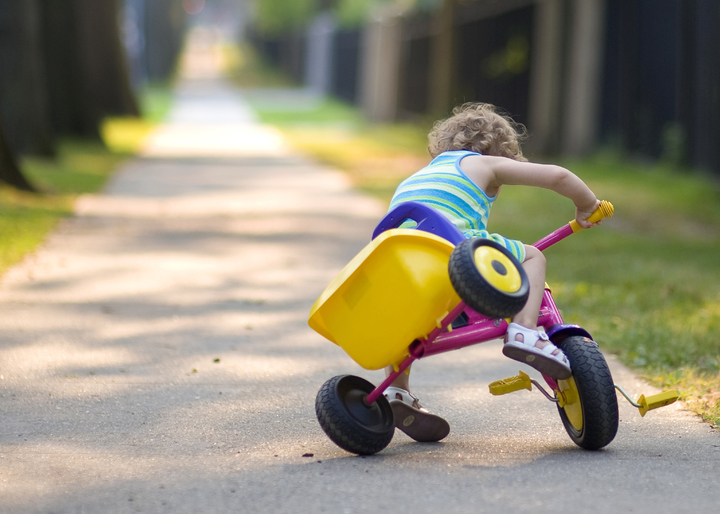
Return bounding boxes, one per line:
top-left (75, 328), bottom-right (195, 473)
top-left (384, 386), bottom-right (450, 442)
top-left (502, 322), bottom-right (572, 379)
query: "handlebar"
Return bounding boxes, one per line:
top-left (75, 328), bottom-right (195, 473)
top-left (533, 200), bottom-right (614, 252)
top-left (568, 200), bottom-right (614, 232)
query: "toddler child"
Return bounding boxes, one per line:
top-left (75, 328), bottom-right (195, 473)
top-left (383, 102), bottom-right (600, 442)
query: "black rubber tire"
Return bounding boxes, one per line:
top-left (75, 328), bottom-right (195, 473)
top-left (555, 336), bottom-right (619, 450)
top-left (315, 375), bottom-right (395, 455)
top-left (448, 238), bottom-right (529, 319)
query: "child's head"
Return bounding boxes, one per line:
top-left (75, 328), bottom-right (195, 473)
top-left (428, 102), bottom-right (528, 161)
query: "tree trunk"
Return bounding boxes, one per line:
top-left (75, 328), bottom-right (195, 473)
top-left (144, 0), bottom-right (187, 82)
top-left (0, 124), bottom-right (36, 192)
top-left (39, 0), bottom-right (140, 139)
top-left (0, 0), bottom-right (56, 156)
top-left (74, 0), bottom-right (140, 119)
top-left (429, 0), bottom-right (457, 117)
top-left (39, 0), bottom-right (92, 137)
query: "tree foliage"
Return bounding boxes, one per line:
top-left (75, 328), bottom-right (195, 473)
top-left (249, 0), bottom-right (446, 33)
top-left (335, 0), bottom-right (381, 26)
top-left (41, 0), bottom-right (140, 140)
top-left (249, 0), bottom-right (413, 33)
top-left (250, 0), bottom-right (319, 34)
top-left (333, 0), bottom-right (444, 25)
top-left (0, 0), bottom-right (184, 191)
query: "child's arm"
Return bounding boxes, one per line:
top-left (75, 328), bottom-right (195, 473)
top-left (461, 155), bottom-right (600, 229)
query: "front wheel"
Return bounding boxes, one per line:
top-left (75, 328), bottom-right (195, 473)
top-left (315, 375), bottom-right (395, 455)
top-left (554, 336), bottom-right (619, 450)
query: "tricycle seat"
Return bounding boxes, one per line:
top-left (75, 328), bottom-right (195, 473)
top-left (372, 201), bottom-right (465, 244)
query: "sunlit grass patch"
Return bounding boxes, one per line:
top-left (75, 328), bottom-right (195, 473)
top-left (101, 118), bottom-right (156, 154)
top-left (140, 83), bottom-right (174, 123)
top-left (1, 140), bottom-right (124, 274)
top-left (1, 84), bottom-right (167, 274)
top-left (554, 281), bottom-right (720, 370)
top-left (0, 187), bottom-right (68, 272)
top-left (102, 83), bottom-right (173, 154)
top-left (23, 140), bottom-right (126, 195)
top-left (646, 368), bottom-right (720, 426)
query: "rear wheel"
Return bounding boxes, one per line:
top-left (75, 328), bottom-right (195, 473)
top-left (554, 336), bottom-right (618, 450)
top-left (448, 238), bottom-right (529, 319)
top-left (315, 375), bottom-right (395, 455)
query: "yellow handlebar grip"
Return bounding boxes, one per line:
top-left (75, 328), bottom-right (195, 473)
top-left (569, 200), bottom-right (614, 232)
top-left (587, 200), bottom-right (614, 224)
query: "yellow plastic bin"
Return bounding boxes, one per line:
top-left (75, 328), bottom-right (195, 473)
top-left (308, 229), bottom-right (461, 370)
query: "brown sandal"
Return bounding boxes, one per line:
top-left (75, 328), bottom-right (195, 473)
top-left (384, 387), bottom-right (450, 442)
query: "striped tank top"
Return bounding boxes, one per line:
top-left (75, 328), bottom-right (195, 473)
top-left (389, 150), bottom-right (525, 261)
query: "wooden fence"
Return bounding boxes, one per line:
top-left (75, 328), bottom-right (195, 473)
top-left (250, 0), bottom-right (720, 174)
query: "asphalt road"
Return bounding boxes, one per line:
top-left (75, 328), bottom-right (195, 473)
top-left (1, 43), bottom-right (718, 514)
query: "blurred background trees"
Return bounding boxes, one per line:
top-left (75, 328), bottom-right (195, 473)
top-left (2, 0), bottom-right (719, 188)
top-left (0, 0), bottom-right (186, 190)
top-left (246, 0), bottom-right (720, 176)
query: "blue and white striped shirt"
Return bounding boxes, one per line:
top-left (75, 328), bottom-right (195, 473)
top-left (389, 150), bottom-right (525, 261)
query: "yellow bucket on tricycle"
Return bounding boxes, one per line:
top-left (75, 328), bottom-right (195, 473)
top-left (308, 228), bottom-right (461, 370)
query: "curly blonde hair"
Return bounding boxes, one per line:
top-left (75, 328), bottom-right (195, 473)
top-left (427, 102), bottom-right (528, 161)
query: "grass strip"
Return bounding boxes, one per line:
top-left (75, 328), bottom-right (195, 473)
top-left (1, 140), bottom-right (126, 274)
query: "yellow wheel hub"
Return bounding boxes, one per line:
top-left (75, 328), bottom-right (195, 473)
top-left (473, 246), bottom-right (523, 293)
top-left (557, 377), bottom-right (583, 431)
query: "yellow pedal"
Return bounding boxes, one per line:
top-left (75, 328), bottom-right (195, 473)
top-left (489, 371), bottom-right (533, 396)
top-left (637, 390), bottom-right (679, 417)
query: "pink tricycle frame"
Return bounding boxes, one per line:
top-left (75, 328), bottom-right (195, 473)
top-left (364, 214), bottom-right (593, 406)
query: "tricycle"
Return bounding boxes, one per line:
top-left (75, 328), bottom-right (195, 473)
top-left (309, 200), bottom-right (678, 455)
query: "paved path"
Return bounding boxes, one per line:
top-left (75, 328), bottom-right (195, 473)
top-left (1, 46), bottom-right (718, 514)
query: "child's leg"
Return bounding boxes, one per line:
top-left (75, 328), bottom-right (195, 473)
top-left (502, 244), bottom-right (572, 379)
top-left (382, 364), bottom-right (449, 442)
top-left (385, 364), bottom-right (411, 390)
top-left (512, 245), bottom-right (546, 328)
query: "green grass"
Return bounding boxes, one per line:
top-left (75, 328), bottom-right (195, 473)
top-left (248, 92), bottom-right (720, 426)
top-left (1, 140), bottom-right (126, 274)
top-left (139, 83), bottom-right (174, 123)
top-left (0, 191), bottom-right (67, 271)
top-left (102, 82), bottom-right (173, 154)
top-left (487, 157), bottom-right (720, 377)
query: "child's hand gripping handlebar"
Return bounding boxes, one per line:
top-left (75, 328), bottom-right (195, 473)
top-left (533, 200), bottom-right (614, 252)
top-left (568, 200), bottom-right (615, 233)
